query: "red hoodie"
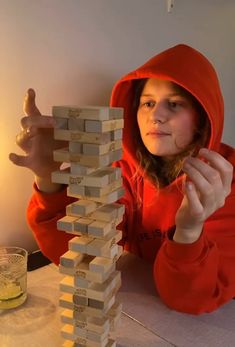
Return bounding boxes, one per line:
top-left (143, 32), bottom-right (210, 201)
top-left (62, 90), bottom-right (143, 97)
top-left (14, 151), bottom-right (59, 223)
top-left (27, 44), bottom-right (235, 314)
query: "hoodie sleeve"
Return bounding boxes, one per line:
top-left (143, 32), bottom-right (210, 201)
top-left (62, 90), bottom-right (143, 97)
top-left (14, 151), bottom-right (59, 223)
top-left (154, 184), bottom-right (235, 314)
top-left (27, 184), bottom-right (76, 264)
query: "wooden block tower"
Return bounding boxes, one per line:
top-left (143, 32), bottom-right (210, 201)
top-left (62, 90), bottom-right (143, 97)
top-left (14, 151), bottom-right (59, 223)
top-left (51, 105), bottom-right (125, 347)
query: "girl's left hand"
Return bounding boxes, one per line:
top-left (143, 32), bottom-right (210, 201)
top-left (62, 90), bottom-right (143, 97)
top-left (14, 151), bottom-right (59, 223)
top-left (175, 148), bottom-right (233, 241)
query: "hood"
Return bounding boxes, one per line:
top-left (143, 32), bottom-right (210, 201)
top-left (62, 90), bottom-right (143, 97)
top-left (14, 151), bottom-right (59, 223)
top-left (110, 44), bottom-right (224, 171)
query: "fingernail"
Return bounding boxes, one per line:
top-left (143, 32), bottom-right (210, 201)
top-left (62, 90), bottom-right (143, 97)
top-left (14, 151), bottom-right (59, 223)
top-left (199, 148), bottom-right (209, 155)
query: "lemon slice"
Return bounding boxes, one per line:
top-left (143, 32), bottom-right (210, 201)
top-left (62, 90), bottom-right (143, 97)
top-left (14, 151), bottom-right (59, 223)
top-left (0, 284), bottom-right (23, 301)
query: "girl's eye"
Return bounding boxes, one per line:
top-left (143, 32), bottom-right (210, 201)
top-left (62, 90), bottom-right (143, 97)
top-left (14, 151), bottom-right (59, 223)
top-left (140, 101), bottom-right (156, 109)
top-left (168, 101), bottom-right (182, 109)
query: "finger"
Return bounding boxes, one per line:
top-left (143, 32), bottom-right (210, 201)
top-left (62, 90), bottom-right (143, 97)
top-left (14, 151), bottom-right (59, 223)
top-left (23, 88), bottom-right (41, 117)
top-left (183, 159), bottom-right (213, 194)
top-left (199, 148), bottom-right (233, 194)
top-left (185, 156), bottom-right (223, 189)
top-left (9, 153), bottom-right (31, 169)
top-left (20, 115), bottom-right (55, 130)
top-left (185, 181), bottom-right (204, 217)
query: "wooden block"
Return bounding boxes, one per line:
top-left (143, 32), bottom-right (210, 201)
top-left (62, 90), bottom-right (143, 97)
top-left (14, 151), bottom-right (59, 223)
top-left (69, 150), bottom-right (122, 168)
top-left (62, 261), bottom-right (115, 284)
top-left (110, 129), bottom-right (122, 141)
top-left (68, 200), bottom-right (100, 217)
top-left (68, 118), bottom-right (85, 131)
top-left (74, 218), bottom-right (93, 234)
top-left (69, 142), bottom-right (83, 153)
top-left (61, 309), bottom-right (110, 334)
top-left (85, 119), bottom-right (124, 133)
top-left (57, 216), bottom-right (78, 232)
top-left (87, 220), bottom-right (115, 238)
top-left (60, 270), bottom-right (121, 302)
top-left (67, 187), bottom-right (125, 204)
top-left (62, 340), bottom-right (116, 347)
top-left (90, 203), bottom-right (125, 222)
top-left (70, 163), bottom-right (97, 175)
top-left (86, 271), bottom-right (121, 301)
top-left (76, 264), bottom-right (115, 285)
top-left (53, 168), bottom-right (120, 188)
top-left (109, 148), bottom-right (122, 162)
top-left (86, 230), bottom-right (122, 257)
top-left (68, 236), bottom-right (94, 253)
top-left (54, 129), bottom-right (112, 144)
top-left (51, 168), bottom-right (71, 185)
top-left (60, 250), bottom-right (84, 268)
top-left (82, 140), bottom-right (122, 156)
top-left (73, 293), bottom-right (89, 306)
top-left (69, 179), bottom-right (122, 198)
top-left (61, 324), bottom-right (109, 346)
top-left (89, 257), bottom-right (114, 274)
top-left (54, 116), bottom-right (68, 129)
top-left (60, 293), bottom-right (115, 318)
top-left (52, 105), bottom-right (123, 121)
top-left (53, 147), bottom-right (70, 162)
top-left (81, 167), bottom-right (121, 188)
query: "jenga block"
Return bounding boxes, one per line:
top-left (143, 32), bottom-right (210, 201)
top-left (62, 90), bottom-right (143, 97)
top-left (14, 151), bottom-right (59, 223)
top-left (61, 324), bottom-right (108, 346)
top-left (69, 179), bottom-right (122, 198)
top-left (68, 118), bottom-right (85, 131)
top-left (68, 200), bottom-right (100, 217)
top-left (81, 167), bottom-right (121, 188)
top-left (63, 339), bottom-right (117, 347)
top-left (68, 236), bottom-right (94, 253)
top-left (75, 276), bottom-right (91, 289)
top-left (54, 129), bottom-right (112, 144)
top-left (53, 168), bottom-right (121, 188)
top-left (73, 294), bottom-right (89, 306)
top-left (54, 117), bottom-right (68, 129)
top-left (62, 339), bottom-right (116, 347)
top-left (60, 260), bottom-right (115, 284)
top-left (76, 263), bottom-right (115, 284)
top-left (86, 230), bottom-right (122, 257)
top-left (70, 163), bottom-right (96, 175)
top-left (69, 142), bottom-right (83, 153)
top-left (90, 203), bottom-right (125, 222)
top-left (69, 150), bottom-right (123, 168)
top-left (57, 216), bottom-right (78, 232)
top-left (51, 168), bottom-right (71, 185)
top-left (87, 220), bottom-right (115, 238)
top-left (61, 310), bottom-right (110, 334)
top-left (110, 129), bottom-right (122, 141)
top-left (60, 250), bottom-right (84, 268)
top-left (85, 119), bottom-right (124, 133)
top-left (60, 293), bottom-right (115, 318)
top-left (82, 140), bottom-right (122, 156)
top-left (89, 257), bottom-right (114, 274)
top-left (74, 218), bottom-right (93, 234)
top-left (53, 147), bottom-right (70, 162)
top-left (67, 187), bottom-right (125, 204)
top-left (52, 105), bottom-right (123, 121)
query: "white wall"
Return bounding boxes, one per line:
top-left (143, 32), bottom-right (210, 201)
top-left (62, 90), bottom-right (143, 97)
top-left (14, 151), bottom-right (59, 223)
top-left (0, 0), bottom-right (235, 251)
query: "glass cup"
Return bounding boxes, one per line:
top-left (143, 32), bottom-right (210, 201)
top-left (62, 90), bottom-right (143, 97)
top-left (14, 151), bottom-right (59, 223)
top-left (0, 247), bottom-right (28, 309)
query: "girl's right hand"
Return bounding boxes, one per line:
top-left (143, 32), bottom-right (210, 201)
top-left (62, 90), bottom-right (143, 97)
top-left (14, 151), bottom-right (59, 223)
top-left (9, 88), bottom-right (67, 180)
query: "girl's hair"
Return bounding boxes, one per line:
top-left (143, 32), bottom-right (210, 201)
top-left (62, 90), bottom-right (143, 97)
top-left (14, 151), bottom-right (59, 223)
top-left (132, 78), bottom-right (211, 189)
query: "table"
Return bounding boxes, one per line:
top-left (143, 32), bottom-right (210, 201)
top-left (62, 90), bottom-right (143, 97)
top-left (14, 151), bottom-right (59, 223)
top-left (0, 252), bottom-right (235, 347)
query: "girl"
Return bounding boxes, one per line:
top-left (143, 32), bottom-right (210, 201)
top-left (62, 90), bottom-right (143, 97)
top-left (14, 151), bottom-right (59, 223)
top-left (10, 44), bottom-right (235, 314)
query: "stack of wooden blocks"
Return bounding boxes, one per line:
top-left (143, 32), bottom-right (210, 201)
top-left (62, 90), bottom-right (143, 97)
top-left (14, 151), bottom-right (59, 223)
top-left (51, 105), bottom-right (125, 347)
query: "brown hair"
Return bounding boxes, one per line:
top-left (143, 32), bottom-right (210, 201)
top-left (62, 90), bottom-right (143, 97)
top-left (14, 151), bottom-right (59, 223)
top-left (132, 78), bottom-right (211, 189)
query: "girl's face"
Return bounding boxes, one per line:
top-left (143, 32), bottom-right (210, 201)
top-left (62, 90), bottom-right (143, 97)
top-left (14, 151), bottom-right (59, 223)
top-left (137, 78), bottom-right (198, 159)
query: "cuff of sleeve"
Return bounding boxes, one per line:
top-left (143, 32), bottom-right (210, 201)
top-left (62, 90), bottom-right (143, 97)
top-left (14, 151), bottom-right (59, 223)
top-left (33, 183), bottom-right (73, 211)
top-left (164, 230), bottom-right (207, 263)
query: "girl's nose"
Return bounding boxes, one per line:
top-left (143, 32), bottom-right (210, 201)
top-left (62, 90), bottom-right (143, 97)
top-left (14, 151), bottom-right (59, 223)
top-left (150, 103), bottom-right (168, 124)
